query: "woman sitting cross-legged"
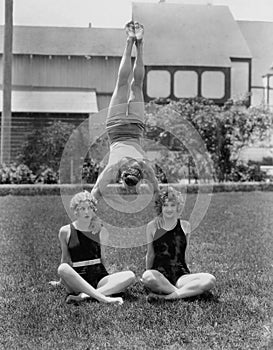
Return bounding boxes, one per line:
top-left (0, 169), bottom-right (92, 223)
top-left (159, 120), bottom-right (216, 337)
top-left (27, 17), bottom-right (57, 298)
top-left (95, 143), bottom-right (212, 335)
top-left (142, 187), bottom-right (216, 301)
top-left (49, 191), bottom-right (136, 304)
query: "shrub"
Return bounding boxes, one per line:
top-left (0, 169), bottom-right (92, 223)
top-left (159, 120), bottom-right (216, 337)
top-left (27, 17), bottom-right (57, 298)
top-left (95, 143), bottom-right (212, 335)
top-left (16, 121), bottom-right (75, 173)
top-left (228, 161), bottom-right (267, 182)
top-left (0, 163), bottom-right (59, 184)
top-left (34, 167), bottom-right (59, 184)
top-left (145, 97), bottom-right (273, 182)
top-left (81, 159), bottom-right (100, 184)
top-left (0, 163), bottom-right (35, 184)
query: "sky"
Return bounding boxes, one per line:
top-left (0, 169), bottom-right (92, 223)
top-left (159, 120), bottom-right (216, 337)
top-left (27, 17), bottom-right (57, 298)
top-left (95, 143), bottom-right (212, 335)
top-left (0, 0), bottom-right (273, 28)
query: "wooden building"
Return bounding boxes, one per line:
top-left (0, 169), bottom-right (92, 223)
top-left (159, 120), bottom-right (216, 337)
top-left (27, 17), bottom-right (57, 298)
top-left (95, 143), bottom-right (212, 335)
top-left (0, 26), bottom-right (127, 158)
top-left (133, 2), bottom-right (252, 105)
top-left (238, 20), bottom-right (273, 108)
top-left (0, 2), bottom-right (273, 160)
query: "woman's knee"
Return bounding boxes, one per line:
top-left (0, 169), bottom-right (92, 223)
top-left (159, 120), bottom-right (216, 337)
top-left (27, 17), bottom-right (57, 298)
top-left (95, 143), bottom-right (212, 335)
top-left (125, 270), bottom-right (136, 284)
top-left (142, 270), bottom-right (159, 288)
top-left (202, 273), bottom-right (216, 290)
top-left (57, 263), bottom-right (71, 278)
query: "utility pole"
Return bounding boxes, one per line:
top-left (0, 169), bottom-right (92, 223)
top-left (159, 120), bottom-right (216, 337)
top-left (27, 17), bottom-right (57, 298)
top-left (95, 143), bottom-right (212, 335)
top-left (1, 0), bottom-right (13, 164)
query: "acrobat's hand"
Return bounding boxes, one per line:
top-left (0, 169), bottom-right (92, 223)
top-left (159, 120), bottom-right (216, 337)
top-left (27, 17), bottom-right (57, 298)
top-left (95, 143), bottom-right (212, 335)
top-left (142, 162), bottom-right (159, 194)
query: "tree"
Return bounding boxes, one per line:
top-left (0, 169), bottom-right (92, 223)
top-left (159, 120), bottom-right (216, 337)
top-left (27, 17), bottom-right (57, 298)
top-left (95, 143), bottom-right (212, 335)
top-left (17, 121), bottom-right (75, 173)
top-left (144, 98), bottom-right (272, 182)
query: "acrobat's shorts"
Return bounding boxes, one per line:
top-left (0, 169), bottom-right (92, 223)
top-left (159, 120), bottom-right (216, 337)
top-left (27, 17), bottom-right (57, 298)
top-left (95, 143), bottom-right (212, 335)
top-left (74, 263), bottom-right (109, 288)
top-left (106, 102), bottom-right (145, 144)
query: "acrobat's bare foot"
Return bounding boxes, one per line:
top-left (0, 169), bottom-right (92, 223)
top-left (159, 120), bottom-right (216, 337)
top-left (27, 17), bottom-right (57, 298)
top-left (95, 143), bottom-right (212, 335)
top-left (134, 21), bottom-right (144, 42)
top-left (125, 20), bottom-right (135, 40)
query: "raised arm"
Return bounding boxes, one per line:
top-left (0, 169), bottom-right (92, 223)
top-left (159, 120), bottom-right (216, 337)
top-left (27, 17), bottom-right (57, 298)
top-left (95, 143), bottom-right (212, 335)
top-left (138, 160), bottom-right (159, 195)
top-left (91, 163), bottom-right (120, 200)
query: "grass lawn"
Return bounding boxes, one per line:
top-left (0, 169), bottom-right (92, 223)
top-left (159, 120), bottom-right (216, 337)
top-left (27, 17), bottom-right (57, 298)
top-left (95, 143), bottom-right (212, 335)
top-left (0, 192), bottom-right (273, 350)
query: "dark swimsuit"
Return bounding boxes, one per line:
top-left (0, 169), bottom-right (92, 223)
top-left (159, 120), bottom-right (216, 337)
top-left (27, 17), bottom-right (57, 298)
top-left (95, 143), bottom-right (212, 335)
top-left (68, 224), bottom-right (109, 288)
top-left (152, 220), bottom-right (190, 285)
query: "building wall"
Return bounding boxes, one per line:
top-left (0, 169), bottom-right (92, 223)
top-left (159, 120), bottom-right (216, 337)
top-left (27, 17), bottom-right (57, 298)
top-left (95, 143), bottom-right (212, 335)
top-left (0, 54), bottom-right (120, 93)
top-left (10, 112), bottom-right (88, 159)
top-left (0, 53), bottom-right (120, 159)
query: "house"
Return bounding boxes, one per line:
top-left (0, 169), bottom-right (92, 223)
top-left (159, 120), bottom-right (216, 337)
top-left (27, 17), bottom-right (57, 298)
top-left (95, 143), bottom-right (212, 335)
top-left (133, 2), bottom-right (252, 104)
top-left (238, 20), bottom-right (273, 108)
top-left (0, 2), bottom-right (273, 160)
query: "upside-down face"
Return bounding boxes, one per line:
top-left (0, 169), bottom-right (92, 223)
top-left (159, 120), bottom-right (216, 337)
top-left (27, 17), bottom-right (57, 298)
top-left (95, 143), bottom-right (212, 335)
top-left (119, 159), bottom-right (144, 188)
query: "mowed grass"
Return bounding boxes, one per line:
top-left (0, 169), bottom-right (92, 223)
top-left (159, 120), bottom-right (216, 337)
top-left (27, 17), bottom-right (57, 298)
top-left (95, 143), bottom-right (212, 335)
top-left (0, 192), bottom-right (273, 350)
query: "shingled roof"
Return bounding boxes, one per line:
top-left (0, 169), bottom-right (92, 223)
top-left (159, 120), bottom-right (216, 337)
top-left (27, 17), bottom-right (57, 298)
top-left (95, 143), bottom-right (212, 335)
top-left (238, 21), bottom-right (273, 83)
top-left (0, 3), bottom-right (252, 67)
top-left (0, 25), bottom-right (127, 56)
top-left (132, 2), bottom-right (251, 66)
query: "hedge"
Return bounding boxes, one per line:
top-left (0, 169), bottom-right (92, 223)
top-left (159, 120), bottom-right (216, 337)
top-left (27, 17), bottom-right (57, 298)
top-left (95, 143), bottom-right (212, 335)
top-left (0, 182), bottom-right (273, 196)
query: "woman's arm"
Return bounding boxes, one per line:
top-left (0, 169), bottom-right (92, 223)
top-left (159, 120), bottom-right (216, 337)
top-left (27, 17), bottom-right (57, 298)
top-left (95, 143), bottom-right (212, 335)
top-left (99, 227), bottom-right (109, 266)
top-left (59, 225), bottom-right (72, 266)
top-left (145, 221), bottom-right (156, 270)
top-left (181, 220), bottom-right (191, 246)
top-left (91, 163), bottom-right (121, 200)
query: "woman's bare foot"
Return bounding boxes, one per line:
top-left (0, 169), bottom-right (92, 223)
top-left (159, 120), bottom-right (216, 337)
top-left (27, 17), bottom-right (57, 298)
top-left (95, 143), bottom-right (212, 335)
top-left (49, 280), bottom-right (61, 287)
top-left (146, 293), bottom-right (165, 302)
top-left (105, 296), bottom-right (124, 305)
top-left (66, 293), bottom-right (89, 304)
top-left (66, 294), bottom-right (123, 305)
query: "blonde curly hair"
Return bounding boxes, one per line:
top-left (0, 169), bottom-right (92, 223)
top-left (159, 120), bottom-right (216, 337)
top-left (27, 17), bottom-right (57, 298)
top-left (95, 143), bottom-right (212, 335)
top-left (155, 186), bottom-right (185, 215)
top-left (70, 191), bottom-right (97, 213)
top-left (70, 191), bottom-right (101, 233)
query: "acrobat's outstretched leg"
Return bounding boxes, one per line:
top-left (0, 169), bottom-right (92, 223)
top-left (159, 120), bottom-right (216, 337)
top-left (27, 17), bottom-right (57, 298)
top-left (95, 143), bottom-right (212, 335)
top-left (108, 21), bottom-right (135, 115)
top-left (128, 22), bottom-right (145, 118)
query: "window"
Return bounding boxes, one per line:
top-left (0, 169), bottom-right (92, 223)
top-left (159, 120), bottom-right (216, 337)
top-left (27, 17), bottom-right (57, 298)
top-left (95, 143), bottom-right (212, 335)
top-left (201, 71), bottom-right (225, 99)
top-left (174, 71), bottom-right (198, 98)
top-left (146, 70), bottom-right (171, 98)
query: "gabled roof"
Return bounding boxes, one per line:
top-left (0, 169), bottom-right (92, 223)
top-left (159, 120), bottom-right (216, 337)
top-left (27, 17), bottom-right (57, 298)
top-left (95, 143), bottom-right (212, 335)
top-left (132, 2), bottom-right (251, 67)
top-left (0, 25), bottom-right (127, 57)
top-left (238, 21), bottom-right (273, 83)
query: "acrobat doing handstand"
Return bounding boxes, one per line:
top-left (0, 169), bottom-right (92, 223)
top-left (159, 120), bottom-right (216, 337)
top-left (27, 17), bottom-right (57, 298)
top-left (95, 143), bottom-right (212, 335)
top-left (91, 21), bottom-right (159, 202)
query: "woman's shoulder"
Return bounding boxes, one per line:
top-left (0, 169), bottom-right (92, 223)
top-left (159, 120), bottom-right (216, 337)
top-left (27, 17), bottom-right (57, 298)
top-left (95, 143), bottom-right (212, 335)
top-left (59, 224), bottom-right (71, 234)
top-left (146, 219), bottom-right (157, 236)
top-left (59, 224), bottom-right (71, 241)
top-left (147, 219), bottom-right (157, 229)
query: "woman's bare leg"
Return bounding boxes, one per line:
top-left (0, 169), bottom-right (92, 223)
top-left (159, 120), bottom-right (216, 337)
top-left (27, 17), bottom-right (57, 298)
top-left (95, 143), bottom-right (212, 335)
top-left (57, 263), bottom-right (123, 304)
top-left (96, 271), bottom-right (136, 295)
top-left (164, 273), bottom-right (216, 301)
top-left (142, 270), bottom-right (177, 295)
